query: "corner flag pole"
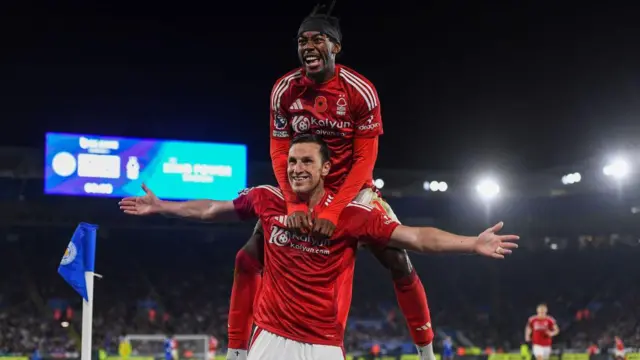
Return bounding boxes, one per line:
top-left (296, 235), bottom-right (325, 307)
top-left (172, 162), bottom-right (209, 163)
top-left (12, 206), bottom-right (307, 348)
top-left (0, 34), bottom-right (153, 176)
top-left (58, 223), bottom-right (101, 360)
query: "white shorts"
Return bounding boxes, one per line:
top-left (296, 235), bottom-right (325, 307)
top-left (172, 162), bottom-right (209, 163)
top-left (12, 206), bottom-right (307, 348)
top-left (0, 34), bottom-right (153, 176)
top-left (532, 345), bottom-right (551, 359)
top-left (208, 351), bottom-right (215, 360)
top-left (354, 188), bottom-right (399, 222)
top-left (248, 328), bottom-right (344, 360)
top-left (614, 350), bottom-right (625, 358)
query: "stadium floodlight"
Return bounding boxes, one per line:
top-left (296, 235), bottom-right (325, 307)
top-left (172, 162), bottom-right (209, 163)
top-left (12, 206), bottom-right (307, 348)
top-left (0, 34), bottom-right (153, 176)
top-left (374, 178), bottom-right (385, 189)
top-left (476, 179), bottom-right (500, 200)
top-left (424, 180), bottom-right (448, 192)
top-left (561, 172), bottom-right (581, 185)
top-left (603, 159), bottom-right (630, 179)
top-left (437, 181), bottom-right (448, 192)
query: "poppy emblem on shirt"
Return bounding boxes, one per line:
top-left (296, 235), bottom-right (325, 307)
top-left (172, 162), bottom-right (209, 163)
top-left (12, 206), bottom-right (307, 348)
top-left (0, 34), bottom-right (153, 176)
top-left (314, 96), bottom-right (328, 113)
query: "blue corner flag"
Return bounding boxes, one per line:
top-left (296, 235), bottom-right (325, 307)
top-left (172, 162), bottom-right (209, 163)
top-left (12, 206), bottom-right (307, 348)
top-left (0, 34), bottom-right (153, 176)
top-left (58, 222), bottom-right (98, 301)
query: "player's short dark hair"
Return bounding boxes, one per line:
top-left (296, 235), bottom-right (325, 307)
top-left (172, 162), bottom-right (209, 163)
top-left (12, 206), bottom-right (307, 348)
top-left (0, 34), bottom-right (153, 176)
top-left (298, 2), bottom-right (342, 45)
top-left (290, 134), bottom-right (331, 163)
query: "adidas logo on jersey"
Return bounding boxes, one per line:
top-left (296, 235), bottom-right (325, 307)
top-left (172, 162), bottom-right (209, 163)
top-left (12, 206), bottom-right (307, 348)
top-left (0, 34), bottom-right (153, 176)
top-left (289, 99), bottom-right (303, 111)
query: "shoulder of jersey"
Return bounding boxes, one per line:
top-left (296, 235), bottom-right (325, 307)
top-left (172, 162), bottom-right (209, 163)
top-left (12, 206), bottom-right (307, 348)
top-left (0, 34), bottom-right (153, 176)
top-left (241, 185), bottom-right (284, 202)
top-left (345, 201), bottom-right (375, 213)
top-left (337, 65), bottom-right (379, 111)
top-left (527, 315), bottom-right (537, 322)
top-left (271, 68), bottom-right (303, 111)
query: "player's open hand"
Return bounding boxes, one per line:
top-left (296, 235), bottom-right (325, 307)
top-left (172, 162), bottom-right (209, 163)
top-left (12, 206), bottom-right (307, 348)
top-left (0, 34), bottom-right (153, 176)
top-left (287, 211), bottom-right (313, 234)
top-left (118, 183), bottom-right (162, 216)
top-left (311, 218), bottom-right (336, 240)
top-left (474, 222), bottom-right (519, 259)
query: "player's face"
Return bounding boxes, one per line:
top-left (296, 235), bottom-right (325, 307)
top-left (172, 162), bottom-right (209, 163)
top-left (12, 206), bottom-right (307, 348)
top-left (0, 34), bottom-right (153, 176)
top-left (297, 31), bottom-right (341, 78)
top-left (288, 143), bottom-right (331, 194)
top-left (537, 305), bottom-right (547, 316)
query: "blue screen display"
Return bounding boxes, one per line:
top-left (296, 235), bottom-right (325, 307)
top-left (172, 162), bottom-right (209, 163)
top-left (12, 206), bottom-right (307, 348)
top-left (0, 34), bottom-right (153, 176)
top-left (45, 132), bottom-right (247, 200)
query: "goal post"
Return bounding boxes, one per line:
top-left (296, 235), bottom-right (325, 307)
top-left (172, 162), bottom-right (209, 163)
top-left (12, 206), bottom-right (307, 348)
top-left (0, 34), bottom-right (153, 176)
top-left (125, 334), bottom-right (210, 360)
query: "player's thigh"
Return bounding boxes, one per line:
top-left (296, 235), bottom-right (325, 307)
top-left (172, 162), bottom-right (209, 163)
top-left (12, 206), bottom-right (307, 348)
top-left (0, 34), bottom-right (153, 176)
top-left (357, 191), bottom-right (413, 279)
top-left (238, 220), bottom-right (265, 267)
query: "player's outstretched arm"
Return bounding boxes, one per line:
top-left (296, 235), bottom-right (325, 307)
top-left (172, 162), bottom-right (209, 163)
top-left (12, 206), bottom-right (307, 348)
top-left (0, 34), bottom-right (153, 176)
top-left (387, 222), bottom-right (519, 259)
top-left (118, 184), bottom-right (239, 222)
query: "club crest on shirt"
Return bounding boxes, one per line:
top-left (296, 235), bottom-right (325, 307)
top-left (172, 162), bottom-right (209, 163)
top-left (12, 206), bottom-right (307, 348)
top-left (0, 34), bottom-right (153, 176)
top-left (336, 95), bottom-right (347, 116)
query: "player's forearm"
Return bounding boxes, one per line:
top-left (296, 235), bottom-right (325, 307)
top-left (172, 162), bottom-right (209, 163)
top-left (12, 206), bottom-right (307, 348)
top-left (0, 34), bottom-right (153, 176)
top-left (320, 137), bottom-right (378, 222)
top-left (390, 225), bottom-right (477, 253)
top-left (157, 200), bottom-right (235, 222)
top-left (414, 227), bottom-right (478, 253)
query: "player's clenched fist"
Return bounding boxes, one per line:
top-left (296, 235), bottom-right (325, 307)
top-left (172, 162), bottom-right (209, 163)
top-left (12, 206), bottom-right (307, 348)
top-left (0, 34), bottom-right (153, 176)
top-left (286, 211), bottom-right (313, 234)
top-left (118, 183), bottom-right (161, 216)
top-left (311, 218), bottom-right (336, 240)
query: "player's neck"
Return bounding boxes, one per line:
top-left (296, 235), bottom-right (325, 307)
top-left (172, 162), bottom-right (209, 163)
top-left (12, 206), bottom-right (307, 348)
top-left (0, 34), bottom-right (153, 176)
top-left (306, 65), bottom-right (336, 84)
top-left (299, 187), bottom-right (326, 209)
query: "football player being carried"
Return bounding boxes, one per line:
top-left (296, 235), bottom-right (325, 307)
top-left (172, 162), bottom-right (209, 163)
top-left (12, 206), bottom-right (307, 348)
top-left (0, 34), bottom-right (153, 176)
top-left (119, 134), bottom-right (520, 360)
top-left (229, 5), bottom-right (441, 360)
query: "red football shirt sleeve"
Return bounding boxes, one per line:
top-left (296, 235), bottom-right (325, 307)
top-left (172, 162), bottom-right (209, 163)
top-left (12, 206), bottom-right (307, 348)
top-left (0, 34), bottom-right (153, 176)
top-left (232, 187), bottom-right (262, 220)
top-left (269, 76), bottom-right (308, 215)
top-left (358, 207), bottom-right (400, 247)
top-left (351, 75), bottom-right (383, 139)
top-left (318, 137), bottom-right (378, 225)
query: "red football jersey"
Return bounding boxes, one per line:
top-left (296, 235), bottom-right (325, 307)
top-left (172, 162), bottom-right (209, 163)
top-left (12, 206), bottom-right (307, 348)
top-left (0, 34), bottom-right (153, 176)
top-left (527, 315), bottom-right (557, 346)
top-left (270, 64), bottom-right (383, 193)
top-left (233, 185), bottom-right (400, 346)
top-left (615, 338), bottom-right (624, 351)
top-left (208, 337), bottom-right (218, 351)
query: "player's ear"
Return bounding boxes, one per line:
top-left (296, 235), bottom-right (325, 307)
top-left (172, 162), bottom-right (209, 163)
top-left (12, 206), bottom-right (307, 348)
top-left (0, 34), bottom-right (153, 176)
top-left (332, 42), bottom-right (341, 55)
top-left (321, 161), bottom-right (331, 177)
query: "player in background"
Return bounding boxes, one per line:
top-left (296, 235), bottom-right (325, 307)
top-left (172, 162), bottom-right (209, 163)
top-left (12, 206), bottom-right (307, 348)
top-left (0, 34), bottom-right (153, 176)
top-left (119, 135), bottom-right (520, 360)
top-left (228, 6), bottom-right (437, 360)
top-left (525, 304), bottom-right (559, 360)
top-left (614, 336), bottom-right (625, 360)
top-left (164, 334), bottom-right (178, 360)
top-left (442, 336), bottom-right (454, 360)
top-left (208, 336), bottom-right (218, 360)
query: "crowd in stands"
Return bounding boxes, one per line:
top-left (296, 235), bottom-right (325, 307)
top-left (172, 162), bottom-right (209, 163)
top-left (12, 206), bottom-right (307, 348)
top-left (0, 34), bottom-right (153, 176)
top-left (0, 222), bottom-right (639, 356)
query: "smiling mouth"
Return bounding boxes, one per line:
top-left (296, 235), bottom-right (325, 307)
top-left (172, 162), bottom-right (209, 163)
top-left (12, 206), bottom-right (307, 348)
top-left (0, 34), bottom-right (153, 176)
top-left (304, 54), bottom-right (322, 68)
top-left (291, 174), bottom-right (311, 183)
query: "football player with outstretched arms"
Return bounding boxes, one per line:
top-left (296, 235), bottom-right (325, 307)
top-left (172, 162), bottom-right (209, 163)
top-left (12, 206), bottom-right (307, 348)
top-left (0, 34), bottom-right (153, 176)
top-left (226, 6), bottom-right (441, 360)
top-left (120, 134), bottom-right (520, 360)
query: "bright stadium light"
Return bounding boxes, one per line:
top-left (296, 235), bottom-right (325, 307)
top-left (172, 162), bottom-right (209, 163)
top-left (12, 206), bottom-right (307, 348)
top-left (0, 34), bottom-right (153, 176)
top-left (374, 178), bottom-right (385, 189)
top-left (437, 181), bottom-right (448, 192)
top-left (561, 172), bottom-right (581, 185)
top-left (476, 179), bottom-right (500, 200)
top-left (603, 159), bottom-right (630, 179)
top-left (424, 180), bottom-right (448, 192)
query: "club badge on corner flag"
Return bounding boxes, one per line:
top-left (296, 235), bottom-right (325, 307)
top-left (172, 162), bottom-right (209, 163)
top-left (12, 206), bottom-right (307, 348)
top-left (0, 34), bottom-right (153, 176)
top-left (58, 222), bottom-right (98, 301)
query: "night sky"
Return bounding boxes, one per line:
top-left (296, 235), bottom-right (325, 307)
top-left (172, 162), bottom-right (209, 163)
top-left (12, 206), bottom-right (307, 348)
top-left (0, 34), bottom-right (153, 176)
top-left (3, 1), bottom-right (640, 172)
